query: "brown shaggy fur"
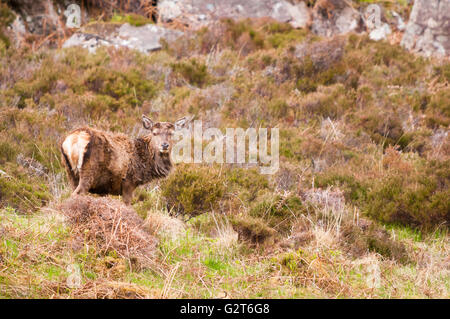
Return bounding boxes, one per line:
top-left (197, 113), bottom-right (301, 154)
top-left (61, 116), bottom-right (189, 204)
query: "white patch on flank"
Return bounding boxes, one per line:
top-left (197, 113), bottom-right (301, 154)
top-left (62, 131), bottom-right (90, 174)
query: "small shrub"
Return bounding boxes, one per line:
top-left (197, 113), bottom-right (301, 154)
top-left (110, 13), bottom-right (153, 26)
top-left (230, 214), bottom-right (276, 245)
top-left (161, 164), bottom-right (225, 217)
top-left (357, 110), bottom-right (405, 148)
top-left (365, 175), bottom-right (449, 230)
top-left (171, 59), bottom-right (211, 88)
top-left (226, 168), bottom-right (270, 202)
top-left (85, 67), bottom-right (157, 106)
top-left (268, 99), bottom-right (289, 119)
top-left (342, 220), bottom-right (409, 264)
top-left (428, 89), bottom-right (450, 118)
top-left (0, 142), bottom-right (17, 163)
top-left (0, 3), bottom-right (14, 48)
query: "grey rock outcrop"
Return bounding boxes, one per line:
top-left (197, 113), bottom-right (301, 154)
top-left (401, 0), bottom-right (450, 57)
top-left (63, 23), bottom-right (183, 54)
top-left (157, 0), bottom-right (311, 29)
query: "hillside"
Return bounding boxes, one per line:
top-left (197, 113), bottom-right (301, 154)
top-left (0, 0), bottom-right (449, 298)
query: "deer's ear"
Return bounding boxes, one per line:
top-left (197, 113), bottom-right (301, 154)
top-left (174, 115), bottom-right (194, 130)
top-left (142, 115), bottom-right (153, 130)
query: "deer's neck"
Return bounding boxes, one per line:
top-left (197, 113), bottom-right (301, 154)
top-left (130, 136), bottom-right (172, 186)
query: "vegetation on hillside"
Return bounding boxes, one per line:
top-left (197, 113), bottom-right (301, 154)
top-left (0, 15), bottom-right (448, 298)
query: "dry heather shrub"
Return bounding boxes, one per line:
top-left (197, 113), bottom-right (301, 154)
top-left (59, 195), bottom-right (158, 268)
top-left (230, 215), bottom-right (276, 245)
top-left (295, 37), bottom-right (345, 72)
top-left (341, 219), bottom-right (409, 263)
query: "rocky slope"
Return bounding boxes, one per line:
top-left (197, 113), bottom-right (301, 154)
top-left (3, 0), bottom-right (449, 57)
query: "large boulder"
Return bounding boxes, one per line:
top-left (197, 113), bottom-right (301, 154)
top-left (63, 22), bottom-right (183, 54)
top-left (401, 0), bottom-right (450, 57)
top-left (157, 0), bottom-right (311, 29)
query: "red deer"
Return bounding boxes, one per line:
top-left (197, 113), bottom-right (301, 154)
top-left (61, 115), bottom-right (190, 205)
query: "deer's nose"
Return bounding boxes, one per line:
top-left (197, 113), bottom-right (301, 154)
top-left (162, 143), bottom-right (169, 150)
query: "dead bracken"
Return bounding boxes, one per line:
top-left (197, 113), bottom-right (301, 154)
top-left (59, 195), bottom-right (158, 268)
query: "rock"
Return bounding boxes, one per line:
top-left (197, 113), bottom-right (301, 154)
top-left (115, 23), bottom-right (183, 53)
top-left (369, 23), bottom-right (392, 41)
top-left (391, 11), bottom-right (406, 31)
top-left (62, 32), bottom-right (112, 54)
top-left (157, 0), bottom-right (311, 29)
top-left (4, 0), bottom-right (152, 38)
top-left (272, 1), bottom-right (311, 29)
top-left (311, 0), bottom-right (362, 37)
top-left (7, 0), bottom-right (82, 37)
top-left (158, 0), bottom-right (183, 22)
top-left (16, 154), bottom-right (48, 177)
top-left (63, 23), bottom-right (183, 54)
top-left (401, 0), bottom-right (450, 57)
